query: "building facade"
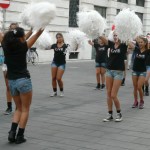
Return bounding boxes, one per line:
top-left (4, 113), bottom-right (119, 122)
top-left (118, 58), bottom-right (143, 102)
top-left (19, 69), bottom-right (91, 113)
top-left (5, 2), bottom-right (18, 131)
top-left (1, 0), bottom-right (150, 62)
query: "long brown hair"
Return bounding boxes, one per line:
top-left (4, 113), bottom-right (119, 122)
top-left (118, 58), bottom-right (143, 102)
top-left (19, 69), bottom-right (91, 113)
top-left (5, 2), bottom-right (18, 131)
top-left (139, 36), bottom-right (148, 50)
top-left (56, 33), bottom-right (64, 44)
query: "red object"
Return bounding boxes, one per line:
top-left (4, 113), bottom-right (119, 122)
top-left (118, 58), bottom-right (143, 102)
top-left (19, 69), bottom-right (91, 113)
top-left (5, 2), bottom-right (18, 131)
top-left (112, 25), bottom-right (115, 31)
top-left (0, 0), bottom-right (10, 9)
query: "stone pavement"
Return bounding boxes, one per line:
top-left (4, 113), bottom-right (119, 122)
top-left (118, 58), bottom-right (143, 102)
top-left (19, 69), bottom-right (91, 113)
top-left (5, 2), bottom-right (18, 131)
top-left (0, 61), bottom-right (150, 150)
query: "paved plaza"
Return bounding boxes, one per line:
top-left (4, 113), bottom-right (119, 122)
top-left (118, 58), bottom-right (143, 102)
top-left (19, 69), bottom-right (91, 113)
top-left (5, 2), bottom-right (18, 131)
top-left (0, 61), bottom-right (150, 150)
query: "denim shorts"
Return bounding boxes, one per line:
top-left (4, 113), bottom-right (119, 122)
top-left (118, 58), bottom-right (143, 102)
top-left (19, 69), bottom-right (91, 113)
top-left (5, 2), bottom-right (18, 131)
top-left (51, 62), bottom-right (66, 70)
top-left (132, 71), bottom-right (146, 77)
top-left (8, 78), bottom-right (32, 96)
top-left (146, 66), bottom-right (150, 71)
top-left (95, 62), bottom-right (107, 68)
top-left (106, 69), bottom-right (124, 80)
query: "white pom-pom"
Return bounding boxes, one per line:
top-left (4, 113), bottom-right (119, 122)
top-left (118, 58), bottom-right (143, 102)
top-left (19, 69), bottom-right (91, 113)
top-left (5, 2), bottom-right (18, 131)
top-left (20, 4), bottom-right (34, 27)
top-left (21, 2), bottom-right (56, 29)
top-left (30, 2), bottom-right (56, 29)
top-left (77, 10), bottom-right (107, 39)
top-left (108, 31), bottom-right (114, 42)
top-left (34, 31), bottom-right (51, 49)
top-left (66, 29), bottom-right (87, 51)
top-left (114, 8), bottom-right (143, 42)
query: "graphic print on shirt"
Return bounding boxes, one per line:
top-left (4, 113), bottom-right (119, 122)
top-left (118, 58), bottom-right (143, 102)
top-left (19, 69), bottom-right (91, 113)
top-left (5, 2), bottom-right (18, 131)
top-left (110, 48), bottom-right (121, 54)
top-left (135, 53), bottom-right (145, 59)
top-left (98, 47), bottom-right (105, 51)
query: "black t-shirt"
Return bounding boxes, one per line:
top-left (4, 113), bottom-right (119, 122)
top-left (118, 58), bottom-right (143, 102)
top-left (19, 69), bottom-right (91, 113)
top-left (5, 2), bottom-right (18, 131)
top-left (133, 47), bottom-right (149, 72)
top-left (51, 43), bottom-right (68, 64)
top-left (3, 41), bottom-right (30, 80)
top-left (107, 41), bottom-right (127, 71)
top-left (94, 44), bottom-right (108, 63)
top-left (145, 50), bottom-right (150, 66)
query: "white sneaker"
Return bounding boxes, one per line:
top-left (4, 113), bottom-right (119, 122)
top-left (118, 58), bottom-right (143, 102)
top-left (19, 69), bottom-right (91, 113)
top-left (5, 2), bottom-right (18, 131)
top-left (103, 113), bottom-right (113, 122)
top-left (115, 113), bottom-right (123, 122)
top-left (50, 92), bottom-right (57, 97)
top-left (60, 92), bottom-right (64, 97)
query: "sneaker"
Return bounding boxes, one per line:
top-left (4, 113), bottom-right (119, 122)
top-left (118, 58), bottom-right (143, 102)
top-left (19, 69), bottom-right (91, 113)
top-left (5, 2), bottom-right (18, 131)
top-left (115, 113), bottom-right (123, 122)
top-left (103, 114), bottom-right (113, 122)
top-left (60, 91), bottom-right (64, 97)
top-left (4, 108), bottom-right (12, 115)
top-left (139, 101), bottom-right (144, 109)
top-left (95, 84), bottom-right (100, 90)
top-left (8, 131), bottom-right (16, 143)
top-left (145, 92), bottom-right (149, 96)
top-left (15, 135), bottom-right (26, 144)
top-left (132, 101), bottom-right (138, 108)
top-left (101, 84), bottom-right (105, 91)
top-left (50, 92), bottom-right (57, 97)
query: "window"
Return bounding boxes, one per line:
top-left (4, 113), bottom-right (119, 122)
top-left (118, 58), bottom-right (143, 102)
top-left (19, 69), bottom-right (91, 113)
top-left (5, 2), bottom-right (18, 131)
top-left (117, 9), bottom-right (120, 14)
top-left (69, 0), bottom-right (79, 27)
top-left (69, 52), bottom-right (79, 59)
top-left (136, 12), bottom-right (143, 22)
top-left (136, 0), bottom-right (145, 7)
top-left (94, 6), bottom-right (106, 18)
top-left (117, 0), bottom-right (128, 3)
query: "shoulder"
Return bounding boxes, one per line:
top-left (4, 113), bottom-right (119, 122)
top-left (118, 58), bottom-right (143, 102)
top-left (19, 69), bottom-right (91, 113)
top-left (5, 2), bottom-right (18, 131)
top-left (108, 40), bottom-right (114, 47)
top-left (94, 43), bottom-right (99, 48)
top-left (51, 44), bottom-right (57, 49)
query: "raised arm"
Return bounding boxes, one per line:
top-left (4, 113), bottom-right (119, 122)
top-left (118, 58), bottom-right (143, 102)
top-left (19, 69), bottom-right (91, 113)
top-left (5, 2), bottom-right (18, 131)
top-left (127, 41), bottom-right (136, 50)
top-left (25, 28), bottom-right (33, 40)
top-left (0, 32), bottom-right (4, 43)
top-left (27, 29), bottom-right (44, 49)
top-left (88, 40), bottom-right (94, 46)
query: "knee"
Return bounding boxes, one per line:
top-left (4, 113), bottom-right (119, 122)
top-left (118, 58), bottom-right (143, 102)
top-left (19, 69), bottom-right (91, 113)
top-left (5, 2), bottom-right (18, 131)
top-left (111, 94), bottom-right (116, 100)
top-left (145, 80), bottom-right (149, 85)
top-left (52, 77), bottom-right (56, 81)
top-left (16, 107), bottom-right (22, 112)
top-left (137, 86), bottom-right (142, 91)
top-left (96, 72), bottom-right (100, 76)
top-left (56, 78), bottom-right (61, 83)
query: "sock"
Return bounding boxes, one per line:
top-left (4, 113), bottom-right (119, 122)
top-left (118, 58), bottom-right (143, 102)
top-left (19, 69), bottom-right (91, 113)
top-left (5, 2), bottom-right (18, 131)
top-left (97, 83), bottom-right (100, 88)
top-left (134, 99), bottom-right (138, 102)
top-left (53, 88), bottom-right (57, 92)
top-left (142, 85), bottom-right (145, 92)
top-left (17, 128), bottom-right (25, 136)
top-left (108, 111), bottom-right (113, 115)
top-left (117, 110), bottom-right (121, 114)
top-left (140, 99), bottom-right (144, 103)
top-left (145, 86), bottom-right (149, 92)
top-left (7, 102), bottom-right (12, 109)
top-left (60, 88), bottom-right (63, 92)
top-left (10, 122), bottom-right (18, 132)
top-left (122, 78), bottom-right (125, 84)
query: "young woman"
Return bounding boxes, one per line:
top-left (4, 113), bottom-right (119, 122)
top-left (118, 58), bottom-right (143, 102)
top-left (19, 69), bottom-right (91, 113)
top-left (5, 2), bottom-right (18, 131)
top-left (50, 33), bottom-right (68, 97)
top-left (103, 32), bottom-right (132, 122)
top-left (88, 37), bottom-right (108, 90)
top-left (145, 50), bottom-right (150, 96)
top-left (0, 23), bottom-right (33, 115)
top-left (144, 36), bottom-right (150, 96)
top-left (132, 36), bottom-right (149, 108)
top-left (2, 27), bottom-right (43, 144)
